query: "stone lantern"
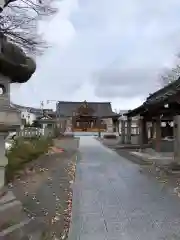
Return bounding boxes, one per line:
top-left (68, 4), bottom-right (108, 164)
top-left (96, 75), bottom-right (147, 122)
top-left (0, 34), bottom-right (36, 204)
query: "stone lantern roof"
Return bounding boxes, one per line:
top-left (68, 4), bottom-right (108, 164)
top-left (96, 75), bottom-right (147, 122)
top-left (0, 34), bottom-right (36, 83)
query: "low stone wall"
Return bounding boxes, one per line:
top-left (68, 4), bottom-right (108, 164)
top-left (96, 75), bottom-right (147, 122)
top-left (117, 135), bottom-right (139, 145)
top-left (126, 135), bottom-right (139, 145)
top-left (151, 139), bottom-right (174, 152)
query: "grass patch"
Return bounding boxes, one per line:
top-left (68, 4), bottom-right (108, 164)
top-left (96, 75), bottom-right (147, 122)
top-left (5, 137), bottom-right (53, 182)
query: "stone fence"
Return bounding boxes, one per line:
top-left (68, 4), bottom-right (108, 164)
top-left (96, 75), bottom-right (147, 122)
top-left (17, 127), bottom-right (54, 138)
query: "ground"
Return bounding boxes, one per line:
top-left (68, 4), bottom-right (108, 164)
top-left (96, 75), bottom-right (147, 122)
top-left (4, 136), bottom-right (180, 239)
top-left (69, 137), bottom-right (180, 240)
top-left (5, 138), bottom-right (79, 239)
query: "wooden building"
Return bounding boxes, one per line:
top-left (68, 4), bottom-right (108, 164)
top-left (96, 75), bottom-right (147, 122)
top-left (56, 101), bottom-right (119, 132)
top-left (36, 109), bottom-right (56, 128)
top-left (122, 77), bottom-right (180, 161)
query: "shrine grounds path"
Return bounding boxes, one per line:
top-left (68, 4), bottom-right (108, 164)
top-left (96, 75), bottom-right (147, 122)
top-left (68, 136), bottom-right (180, 240)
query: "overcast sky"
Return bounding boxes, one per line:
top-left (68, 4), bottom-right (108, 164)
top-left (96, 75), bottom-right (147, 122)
top-left (11, 0), bottom-right (180, 111)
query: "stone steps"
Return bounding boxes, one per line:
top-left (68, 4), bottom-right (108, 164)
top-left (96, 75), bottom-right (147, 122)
top-left (1, 217), bottom-right (45, 239)
top-left (0, 191), bottom-right (45, 239)
top-left (0, 191), bottom-right (23, 228)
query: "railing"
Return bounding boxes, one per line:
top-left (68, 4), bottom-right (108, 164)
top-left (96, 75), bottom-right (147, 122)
top-left (17, 127), bottom-right (54, 138)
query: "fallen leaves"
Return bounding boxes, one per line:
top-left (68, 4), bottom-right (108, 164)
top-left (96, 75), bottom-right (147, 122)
top-left (47, 146), bottom-right (64, 155)
top-left (8, 147), bottom-right (77, 239)
top-left (32, 195), bottom-right (36, 200)
top-left (173, 186), bottom-right (180, 198)
top-left (51, 215), bottom-right (60, 224)
top-left (40, 167), bottom-right (49, 172)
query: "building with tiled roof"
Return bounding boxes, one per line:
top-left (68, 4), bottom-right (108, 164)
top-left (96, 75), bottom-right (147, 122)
top-left (56, 100), bottom-right (119, 132)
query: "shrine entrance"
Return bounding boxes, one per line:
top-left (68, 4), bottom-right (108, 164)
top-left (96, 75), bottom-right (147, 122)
top-left (72, 101), bottom-right (106, 132)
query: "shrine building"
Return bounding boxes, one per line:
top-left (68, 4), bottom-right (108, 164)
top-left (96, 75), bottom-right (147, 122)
top-left (56, 101), bottom-right (119, 132)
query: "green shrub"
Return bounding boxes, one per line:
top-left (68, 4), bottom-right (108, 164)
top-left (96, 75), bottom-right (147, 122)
top-left (5, 137), bottom-right (53, 182)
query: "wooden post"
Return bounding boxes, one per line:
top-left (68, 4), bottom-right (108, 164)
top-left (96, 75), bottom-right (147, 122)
top-left (138, 116), bottom-right (148, 149)
top-left (97, 104), bottom-right (101, 138)
top-left (155, 116), bottom-right (161, 152)
top-left (150, 120), bottom-right (155, 139)
top-left (174, 115), bottom-right (180, 163)
top-left (126, 117), bottom-right (132, 144)
top-left (121, 119), bottom-right (125, 144)
top-left (98, 117), bottom-right (101, 138)
top-left (138, 118), bottom-right (143, 149)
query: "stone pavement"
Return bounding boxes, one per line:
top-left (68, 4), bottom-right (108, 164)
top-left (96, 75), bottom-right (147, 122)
top-left (69, 136), bottom-right (180, 240)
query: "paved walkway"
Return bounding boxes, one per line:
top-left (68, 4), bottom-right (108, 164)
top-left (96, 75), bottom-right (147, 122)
top-left (69, 137), bottom-right (180, 240)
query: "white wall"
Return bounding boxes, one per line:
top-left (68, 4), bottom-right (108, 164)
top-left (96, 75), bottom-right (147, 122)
top-left (119, 117), bottom-right (139, 135)
top-left (104, 118), bottom-right (113, 133)
top-left (21, 110), bottom-right (37, 125)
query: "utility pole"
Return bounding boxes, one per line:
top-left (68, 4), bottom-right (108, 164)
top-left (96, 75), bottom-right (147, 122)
top-left (40, 101), bottom-right (44, 116)
top-left (46, 100), bottom-right (60, 136)
top-left (46, 99), bottom-right (59, 119)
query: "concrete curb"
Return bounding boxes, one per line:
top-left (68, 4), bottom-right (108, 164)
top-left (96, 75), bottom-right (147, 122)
top-left (68, 151), bottom-right (81, 240)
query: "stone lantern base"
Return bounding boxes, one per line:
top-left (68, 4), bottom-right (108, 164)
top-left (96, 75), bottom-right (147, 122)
top-left (0, 107), bottom-right (21, 191)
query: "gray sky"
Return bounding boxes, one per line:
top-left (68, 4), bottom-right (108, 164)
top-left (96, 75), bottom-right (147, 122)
top-left (11, 0), bottom-right (180, 111)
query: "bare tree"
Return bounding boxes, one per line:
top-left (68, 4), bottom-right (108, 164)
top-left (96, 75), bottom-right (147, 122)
top-left (159, 65), bottom-right (180, 87)
top-left (0, 0), bottom-right (57, 54)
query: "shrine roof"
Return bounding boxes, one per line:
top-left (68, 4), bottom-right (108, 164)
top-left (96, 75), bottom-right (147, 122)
top-left (56, 101), bottom-right (116, 117)
top-left (123, 105), bottom-right (146, 117)
top-left (145, 77), bottom-right (180, 106)
top-left (124, 77), bottom-right (180, 117)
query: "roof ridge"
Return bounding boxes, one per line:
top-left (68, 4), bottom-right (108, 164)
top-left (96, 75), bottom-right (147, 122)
top-left (147, 77), bottom-right (180, 101)
top-left (57, 101), bottom-right (111, 104)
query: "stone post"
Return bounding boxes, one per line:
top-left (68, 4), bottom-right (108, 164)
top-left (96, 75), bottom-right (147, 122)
top-left (0, 74), bottom-right (23, 231)
top-left (126, 117), bottom-right (132, 144)
top-left (0, 133), bottom-right (8, 191)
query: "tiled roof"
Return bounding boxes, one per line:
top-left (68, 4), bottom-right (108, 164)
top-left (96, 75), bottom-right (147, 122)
top-left (124, 78), bottom-right (180, 117)
top-left (56, 101), bottom-right (115, 117)
top-left (124, 105), bottom-right (146, 117)
top-left (11, 103), bottom-right (41, 112)
top-left (145, 77), bottom-right (180, 105)
top-left (11, 103), bottom-right (54, 116)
